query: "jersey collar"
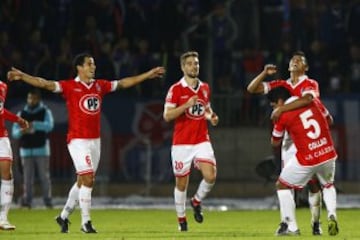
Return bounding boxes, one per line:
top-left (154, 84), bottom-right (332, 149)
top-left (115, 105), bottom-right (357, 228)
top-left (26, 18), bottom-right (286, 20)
top-left (287, 74), bottom-right (308, 87)
top-left (298, 75), bottom-right (308, 83)
top-left (180, 77), bottom-right (202, 91)
top-left (75, 76), bottom-right (95, 83)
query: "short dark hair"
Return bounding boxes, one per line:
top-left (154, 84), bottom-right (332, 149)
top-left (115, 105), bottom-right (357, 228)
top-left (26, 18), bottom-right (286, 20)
top-left (28, 88), bottom-right (42, 98)
top-left (72, 53), bottom-right (92, 73)
top-left (180, 51), bottom-right (199, 66)
top-left (267, 87), bottom-right (291, 103)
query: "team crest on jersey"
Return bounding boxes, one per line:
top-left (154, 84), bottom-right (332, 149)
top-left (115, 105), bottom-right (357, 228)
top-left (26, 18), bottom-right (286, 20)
top-left (95, 83), bottom-right (101, 92)
top-left (185, 99), bottom-right (206, 120)
top-left (202, 90), bottom-right (208, 99)
top-left (79, 94), bottom-right (101, 115)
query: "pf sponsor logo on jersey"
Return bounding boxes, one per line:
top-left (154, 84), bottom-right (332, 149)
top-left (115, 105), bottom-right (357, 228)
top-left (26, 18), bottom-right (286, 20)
top-left (79, 94), bottom-right (101, 115)
top-left (186, 99), bottom-right (206, 120)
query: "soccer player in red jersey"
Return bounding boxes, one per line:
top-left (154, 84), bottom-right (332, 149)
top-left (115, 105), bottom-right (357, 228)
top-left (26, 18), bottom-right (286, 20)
top-left (0, 80), bottom-right (29, 230)
top-left (247, 51), bottom-right (330, 235)
top-left (268, 87), bottom-right (339, 236)
top-left (7, 53), bottom-right (165, 233)
top-left (163, 51), bottom-right (219, 231)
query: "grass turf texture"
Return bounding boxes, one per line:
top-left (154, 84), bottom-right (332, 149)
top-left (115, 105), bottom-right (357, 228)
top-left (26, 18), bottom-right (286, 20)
top-left (1, 208), bottom-right (357, 239)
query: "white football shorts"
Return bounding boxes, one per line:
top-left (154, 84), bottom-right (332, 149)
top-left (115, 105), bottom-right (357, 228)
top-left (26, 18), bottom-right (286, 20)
top-left (67, 138), bottom-right (101, 175)
top-left (171, 141), bottom-right (216, 177)
top-left (0, 137), bottom-right (12, 161)
top-left (279, 155), bottom-right (336, 189)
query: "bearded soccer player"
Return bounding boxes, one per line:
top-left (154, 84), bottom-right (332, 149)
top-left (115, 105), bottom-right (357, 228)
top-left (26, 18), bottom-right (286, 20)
top-left (7, 53), bottom-right (164, 233)
top-left (163, 51), bottom-right (219, 231)
top-left (268, 87), bottom-right (339, 236)
top-left (0, 80), bottom-right (29, 230)
top-left (247, 51), bottom-right (332, 235)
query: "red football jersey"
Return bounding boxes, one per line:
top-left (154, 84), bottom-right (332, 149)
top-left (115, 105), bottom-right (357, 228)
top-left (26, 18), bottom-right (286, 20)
top-left (272, 100), bottom-right (337, 166)
top-left (0, 81), bottom-right (20, 137)
top-left (165, 78), bottom-right (211, 145)
top-left (55, 77), bottom-right (116, 142)
top-left (0, 81), bottom-right (8, 137)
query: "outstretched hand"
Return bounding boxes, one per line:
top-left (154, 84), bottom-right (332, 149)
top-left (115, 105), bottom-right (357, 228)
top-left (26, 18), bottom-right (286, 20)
top-left (148, 67), bottom-right (165, 79)
top-left (7, 67), bottom-right (24, 81)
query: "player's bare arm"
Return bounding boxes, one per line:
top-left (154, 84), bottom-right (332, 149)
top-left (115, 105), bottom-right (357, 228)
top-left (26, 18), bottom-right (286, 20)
top-left (163, 95), bottom-right (198, 122)
top-left (247, 64), bottom-right (277, 94)
top-left (7, 67), bottom-right (56, 92)
top-left (271, 94), bottom-right (313, 121)
top-left (117, 66), bottom-right (165, 90)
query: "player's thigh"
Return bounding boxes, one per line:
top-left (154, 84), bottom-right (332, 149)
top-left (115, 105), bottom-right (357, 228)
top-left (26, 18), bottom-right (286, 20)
top-left (279, 156), bottom-right (314, 188)
top-left (67, 139), bottom-right (95, 175)
top-left (171, 145), bottom-right (194, 177)
top-left (315, 159), bottom-right (336, 187)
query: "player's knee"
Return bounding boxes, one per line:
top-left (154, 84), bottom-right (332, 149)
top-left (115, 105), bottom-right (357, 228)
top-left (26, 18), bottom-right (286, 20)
top-left (176, 184), bottom-right (187, 192)
top-left (175, 177), bottom-right (188, 191)
top-left (204, 174), bottom-right (216, 184)
top-left (0, 170), bottom-right (12, 180)
top-left (80, 174), bottom-right (94, 187)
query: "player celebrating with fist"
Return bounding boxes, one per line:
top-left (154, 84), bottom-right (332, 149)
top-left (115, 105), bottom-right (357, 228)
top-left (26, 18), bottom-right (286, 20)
top-left (7, 53), bottom-right (165, 233)
top-left (163, 51), bottom-right (219, 231)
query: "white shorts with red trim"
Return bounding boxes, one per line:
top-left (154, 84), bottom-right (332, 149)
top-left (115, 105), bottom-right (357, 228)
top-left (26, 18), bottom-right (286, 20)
top-left (67, 138), bottom-right (100, 175)
top-left (279, 155), bottom-right (336, 189)
top-left (0, 137), bottom-right (12, 161)
top-left (171, 142), bottom-right (216, 177)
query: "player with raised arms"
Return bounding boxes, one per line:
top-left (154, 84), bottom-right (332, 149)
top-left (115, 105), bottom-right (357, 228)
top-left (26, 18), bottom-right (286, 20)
top-left (7, 53), bottom-right (164, 233)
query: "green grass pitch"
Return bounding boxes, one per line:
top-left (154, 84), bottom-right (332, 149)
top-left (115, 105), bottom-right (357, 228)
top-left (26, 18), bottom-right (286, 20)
top-left (1, 208), bottom-right (358, 239)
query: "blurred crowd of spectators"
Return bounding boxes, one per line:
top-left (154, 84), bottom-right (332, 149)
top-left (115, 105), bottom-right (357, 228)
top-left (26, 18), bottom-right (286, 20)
top-left (0, 0), bottom-right (359, 99)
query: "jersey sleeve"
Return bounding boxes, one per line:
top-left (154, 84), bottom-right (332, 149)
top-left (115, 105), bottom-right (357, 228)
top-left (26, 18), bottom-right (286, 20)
top-left (301, 80), bottom-right (319, 98)
top-left (3, 109), bottom-right (21, 123)
top-left (272, 118), bottom-right (285, 141)
top-left (263, 80), bottom-right (285, 94)
top-left (164, 85), bottom-right (178, 108)
top-left (98, 79), bottom-right (117, 96)
top-left (56, 80), bottom-right (68, 96)
top-left (313, 98), bottom-right (329, 118)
